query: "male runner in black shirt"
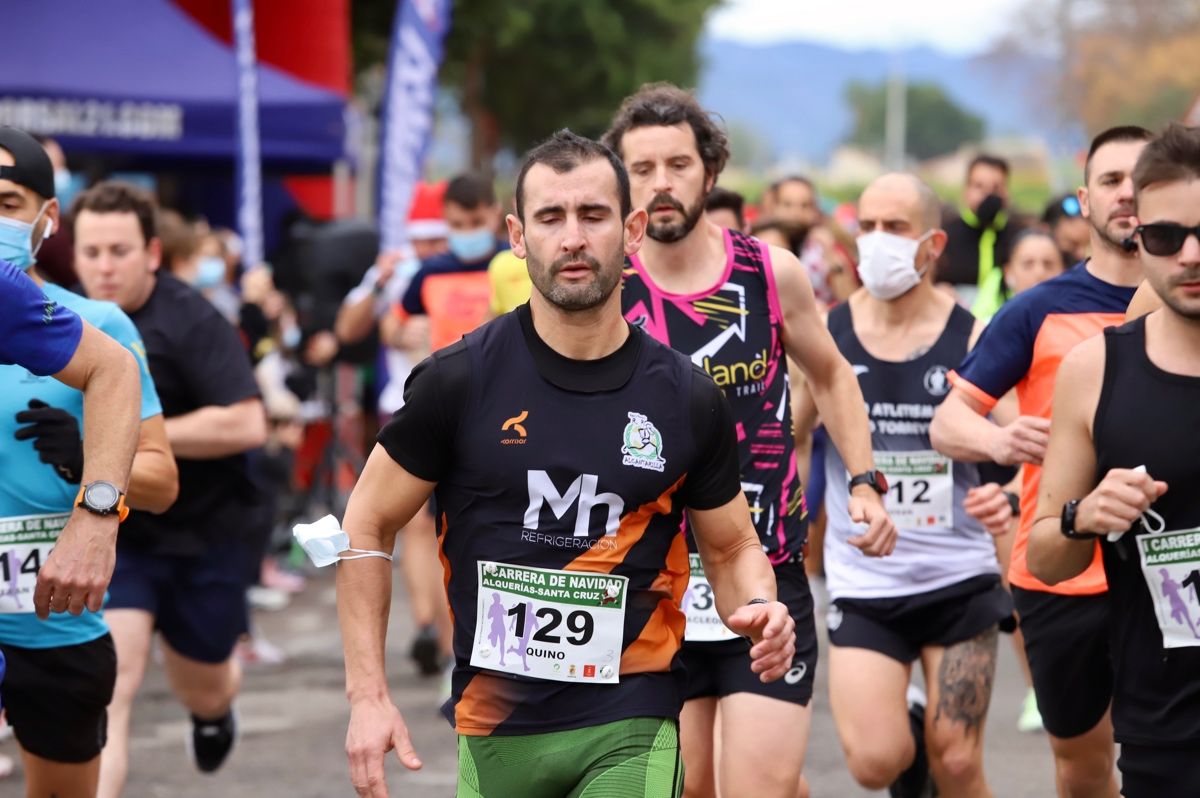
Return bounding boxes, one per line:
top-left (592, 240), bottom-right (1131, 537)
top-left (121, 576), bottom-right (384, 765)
top-left (71, 182), bottom-right (267, 796)
top-left (1029, 123), bottom-right (1200, 798)
top-left (336, 130), bottom-right (795, 798)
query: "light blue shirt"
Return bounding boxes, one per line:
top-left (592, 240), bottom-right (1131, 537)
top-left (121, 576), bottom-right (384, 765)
top-left (0, 283), bottom-right (162, 648)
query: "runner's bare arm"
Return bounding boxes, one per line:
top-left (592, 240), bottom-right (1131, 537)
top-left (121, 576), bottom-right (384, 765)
top-left (34, 322), bottom-right (141, 618)
top-left (768, 246), bottom-right (874, 477)
top-left (1125, 280), bottom-right (1161, 321)
top-left (126, 414), bottom-right (179, 514)
top-left (164, 397), bottom-right (268, 459)
top-left (338, 445), bottom-right (436, 790)
top-left (790, 364), bottom-right (820, 489)
top-left (53, 320), bottom-right (141, 487)
top-left (1027, 338), bottom-right (1107, 584)
top-left (690, 494), bottom-right (795, 681)
top-left (768, 247), bottom-right (897, 555)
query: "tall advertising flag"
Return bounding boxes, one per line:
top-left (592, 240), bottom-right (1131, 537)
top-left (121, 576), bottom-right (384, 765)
top-left (378, 0), bottom-right (452, 252)
top-left (232, 0), bottom-right (264, 268)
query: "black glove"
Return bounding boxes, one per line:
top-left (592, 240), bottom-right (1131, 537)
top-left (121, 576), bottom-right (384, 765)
top-left (14, 399), bottom-right (84, 484)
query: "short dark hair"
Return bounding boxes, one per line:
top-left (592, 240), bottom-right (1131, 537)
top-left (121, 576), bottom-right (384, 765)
top-left (1132, 123), bottom-right (1200, 199)
top-left (602, 82), bottom-right (730, 179)
top-left (967, 154), bottom-right (1010, 181)
top-left (1006, 229), bottom-right (1066, 270)
top-left (514, 129), bottom-right (631, 222)
top-left (1085, 125), bottom-right (1155, 183)
top-left (68, 180), bottom-right (157, 244)
top-left (705, 186), bottom-right (745, 229)
top-left (444, 173), bottom-right (496, 210)
top-left (769, 175), bottom-right (816, 198)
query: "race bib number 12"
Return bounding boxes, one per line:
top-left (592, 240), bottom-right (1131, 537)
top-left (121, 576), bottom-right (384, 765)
top-left (471, 562), bottom-right (627, 684)
top-left (874, 450), bottom-right (953, 530)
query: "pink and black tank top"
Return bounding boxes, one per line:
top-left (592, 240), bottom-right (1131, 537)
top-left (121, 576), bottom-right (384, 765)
top-left (620, 228), bottom-right (806, 563)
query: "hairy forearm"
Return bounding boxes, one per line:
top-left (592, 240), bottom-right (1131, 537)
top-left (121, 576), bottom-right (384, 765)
top-left (809, 360), bottom-right (874, 475)
top-left (337, 554), bottom-right (395, 702)
top-left (165, 402), bottom-right (267, 459)
top-left (80, 350), bottom-right (140, 489)
top-left (703, 537), bottom-right (777, 627)
top-left (335, 294), bottom-right (378, 345)
top-left (1027, 517), bottom-right (1095, 585)
top-left (930, 395), bottom-right (999, 462)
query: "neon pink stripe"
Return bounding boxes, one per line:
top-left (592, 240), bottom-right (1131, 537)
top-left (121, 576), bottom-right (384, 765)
top-left (628, 227), bottom-right (736, 303)
top-left (759, 238), bottom-right (786, 327)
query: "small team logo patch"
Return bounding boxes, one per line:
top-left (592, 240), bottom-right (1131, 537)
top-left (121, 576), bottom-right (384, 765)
top-left (621, 412), bottom-right (665, 472)
top-left (501, 410), bottom-right (528, 445)
top-left (923, 365), bottom-right (950, 396)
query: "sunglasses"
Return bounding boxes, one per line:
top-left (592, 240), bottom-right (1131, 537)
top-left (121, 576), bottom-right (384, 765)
top-left (1136, 223), bottom-right (1200, 257)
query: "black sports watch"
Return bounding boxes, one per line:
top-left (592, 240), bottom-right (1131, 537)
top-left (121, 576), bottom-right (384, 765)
top-left (849, 470), bottom-right (889, 495)
top-left (76, 481), bottom-right (129, 521)
top-left (1060, 498), bottom-right (1097, 540)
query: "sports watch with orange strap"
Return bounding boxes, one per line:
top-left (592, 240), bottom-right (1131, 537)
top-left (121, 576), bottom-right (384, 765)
top-left (75, 480), bottom-right (130, 522)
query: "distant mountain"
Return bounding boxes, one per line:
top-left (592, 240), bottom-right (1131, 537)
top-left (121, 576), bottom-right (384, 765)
top-left (696, 37), bottom-right (1079, 163)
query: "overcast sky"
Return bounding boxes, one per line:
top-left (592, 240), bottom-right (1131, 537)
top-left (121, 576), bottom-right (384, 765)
top-left (705, 0), bottom-right (1022, 55)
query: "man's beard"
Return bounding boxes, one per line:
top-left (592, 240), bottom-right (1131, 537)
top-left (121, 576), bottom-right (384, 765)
top-left (1090, 207), bottom-right (1136, 254)
top-left (528, 249), bottom-right (622, 312)
top-left (645, 192), bottom-right (706, 243)
top-left (1154, 270), bottom-right (1200, 321)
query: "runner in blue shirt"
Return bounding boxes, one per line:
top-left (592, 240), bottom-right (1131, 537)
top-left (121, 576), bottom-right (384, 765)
top-left (0, 126), bottom-right (171, 798)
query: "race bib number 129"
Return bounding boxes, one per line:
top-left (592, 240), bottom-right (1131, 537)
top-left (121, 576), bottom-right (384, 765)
top-left (471, 562), bottom-right (627, 684)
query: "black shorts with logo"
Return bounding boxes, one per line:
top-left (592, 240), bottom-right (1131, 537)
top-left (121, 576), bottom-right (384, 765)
top-left (827, 574), bottom-right (1012, 663)
top-left (680, 559), bottom-right (817, 707)
top-left (1012, 586), bottom-right (1112, 739)
top-left (0, 633), bottom-right (116, 762)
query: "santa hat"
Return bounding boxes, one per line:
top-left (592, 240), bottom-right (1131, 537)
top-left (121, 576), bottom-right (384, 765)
top-left (407, 181), bottom-right (449, 240)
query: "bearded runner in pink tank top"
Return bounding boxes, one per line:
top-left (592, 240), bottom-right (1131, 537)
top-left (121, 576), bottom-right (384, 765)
top-left (624, 228), bottom-right (802, 563)
top-left (605, 83), bottom-right (895, 798)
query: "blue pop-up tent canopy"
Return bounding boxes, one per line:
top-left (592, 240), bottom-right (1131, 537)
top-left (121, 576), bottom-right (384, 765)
top-left (0, 1), bottom-right (347, 168)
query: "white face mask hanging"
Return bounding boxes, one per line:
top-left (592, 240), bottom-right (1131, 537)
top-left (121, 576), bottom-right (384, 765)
top-left (293, 515), bottom-right (393, 567)
top-left (1107, 466), bottom-right (1166, 542)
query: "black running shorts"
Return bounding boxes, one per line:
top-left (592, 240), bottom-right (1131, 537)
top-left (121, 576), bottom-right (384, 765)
top-left (1012, 587), bottom-right (1112, 739)
top-left (0, 633), bottom-right (116, 762)
top-left (680, 560), bottom-right (817, 707)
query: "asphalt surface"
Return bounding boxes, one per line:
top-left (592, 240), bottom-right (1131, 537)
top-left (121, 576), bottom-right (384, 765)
top-left (2, 571), bottom-right (1062, 797)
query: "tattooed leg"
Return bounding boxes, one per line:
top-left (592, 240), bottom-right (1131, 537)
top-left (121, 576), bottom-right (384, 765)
top-left (920, 626), bottom-right (998, 798)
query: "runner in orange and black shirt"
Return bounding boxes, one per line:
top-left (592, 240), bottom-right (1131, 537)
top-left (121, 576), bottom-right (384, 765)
top-left (931, 126), bottom-right (1152, 797)
top-left (335, 130), bottom-right (796, 798)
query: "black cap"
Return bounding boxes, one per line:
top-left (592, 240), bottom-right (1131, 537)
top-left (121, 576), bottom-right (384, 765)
top-left (0, 127), bottom-right (54, 200)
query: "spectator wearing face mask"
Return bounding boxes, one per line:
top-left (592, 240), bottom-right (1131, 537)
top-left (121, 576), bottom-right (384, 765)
top-left (937, 154), bottom-right (1024, 318)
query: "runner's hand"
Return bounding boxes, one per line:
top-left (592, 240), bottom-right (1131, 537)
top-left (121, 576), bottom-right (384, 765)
top-left (375, 251), bottom-right (404, 286)
top-left (1076, 468), bottom-right (1168, 536)
top-left (14, 399), bottom-right (84, 483)
top-left (988, 416), bottom-right (1050, 466)
top-left (346, 697), bottom-right (422, 798)
top-left (33, 510), bottom-right (117, 618)
top-left (726, 600), bottom-right (795, 683)
top-left (847, 490), bottom-right (897, 557)
top-left (964, 483), bottom-right (1014, 537)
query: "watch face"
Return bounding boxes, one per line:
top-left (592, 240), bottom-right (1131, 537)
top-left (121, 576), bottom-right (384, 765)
top-left (85, 482), bottom-right (120, 510)
top-left (872, 471), bottom-right (889, 494)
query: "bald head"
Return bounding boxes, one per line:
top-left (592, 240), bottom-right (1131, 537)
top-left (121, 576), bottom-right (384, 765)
top-left (859, 173), bottom-right (942, 234)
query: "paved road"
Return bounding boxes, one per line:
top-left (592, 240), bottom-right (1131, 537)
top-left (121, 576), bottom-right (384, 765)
top-left (2, 572), bottom-right (1061, 797)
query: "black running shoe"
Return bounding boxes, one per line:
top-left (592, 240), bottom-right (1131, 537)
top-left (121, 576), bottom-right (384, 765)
top-left (890, 687), bottom-right (935, 798)
top-left (190, 710), bottom-right (237, 773)
top-left (410, 624), bottom-right (441, 676)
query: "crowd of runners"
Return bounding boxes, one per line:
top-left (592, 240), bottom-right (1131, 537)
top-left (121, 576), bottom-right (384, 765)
top-left (1, 77), bottom-right (1200, 798)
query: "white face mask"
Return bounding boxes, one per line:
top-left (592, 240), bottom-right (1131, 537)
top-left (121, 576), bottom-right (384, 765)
top-left (856, 230), bottom-right (932, 300)
top-left (292, 515), bottom-right (393, 568)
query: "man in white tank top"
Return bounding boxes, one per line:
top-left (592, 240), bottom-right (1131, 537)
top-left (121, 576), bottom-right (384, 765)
top-left (794, 174), bottom-right (1010, 798)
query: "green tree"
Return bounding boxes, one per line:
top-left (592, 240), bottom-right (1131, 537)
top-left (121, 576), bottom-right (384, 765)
top-left (353, 0), bottom-right (721, 171)
top-left (845, 81), bottom-right (985, 161)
